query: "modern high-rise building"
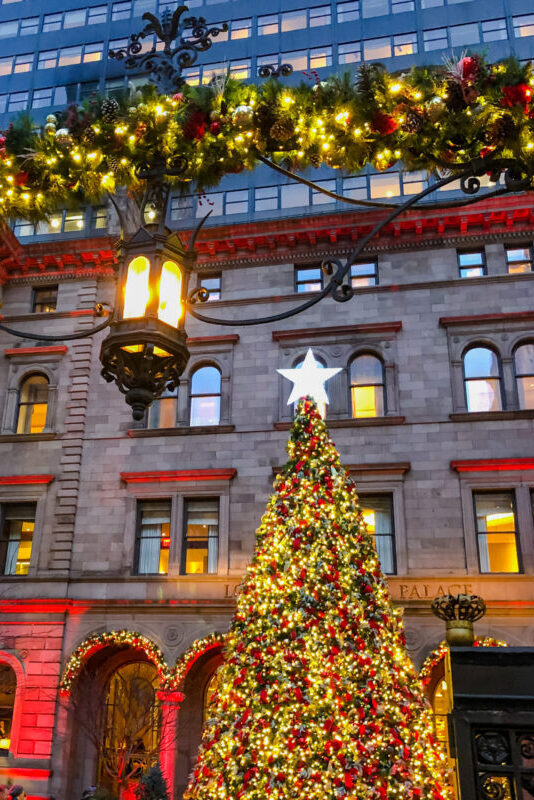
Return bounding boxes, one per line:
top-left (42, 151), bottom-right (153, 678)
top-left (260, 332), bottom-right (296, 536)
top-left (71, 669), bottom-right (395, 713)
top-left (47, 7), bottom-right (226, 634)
top-left (1, 1), bottom-right (534, 798)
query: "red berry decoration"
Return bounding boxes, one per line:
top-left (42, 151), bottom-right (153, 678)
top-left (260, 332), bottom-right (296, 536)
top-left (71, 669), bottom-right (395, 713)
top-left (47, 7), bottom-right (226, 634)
top-left (501, 83), bottom-right (533, 113)
top-left (209, 121), bottom-right (221, 135)
top-left (371, 111), bottom-right (398, 135)
top-left (183, 109), bottom-right (207, 141)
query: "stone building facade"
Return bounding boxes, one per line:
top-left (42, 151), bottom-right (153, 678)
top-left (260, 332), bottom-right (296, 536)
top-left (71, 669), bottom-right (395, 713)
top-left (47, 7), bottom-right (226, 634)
top-left (1, 193), bottom-right (534, 797)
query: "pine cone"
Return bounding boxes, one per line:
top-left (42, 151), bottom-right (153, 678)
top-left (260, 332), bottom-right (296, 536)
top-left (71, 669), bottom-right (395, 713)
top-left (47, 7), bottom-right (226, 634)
top-left (404, 110), bottom-right (423, 134)
top-left (254, 103), bottom-right (277, 137)
top-left (488, 115), bottom-right (516, 146)
top-left (269, 116), bottom-right (294, 142)
top-left (83, 126), bottom-right (96, 144)
top-left (101, 97), bottom-right (120, 123)
top-left (444, 82), bottom-right (466, 112)
top-left (308, 147), bottom-right (321, 168)
top-left (107, 155), bottom-right (121, 173)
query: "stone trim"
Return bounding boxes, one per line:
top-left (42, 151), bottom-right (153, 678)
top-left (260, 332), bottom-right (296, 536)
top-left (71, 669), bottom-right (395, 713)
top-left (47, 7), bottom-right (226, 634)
top-left (4, 346), bottom-right (68, 357)
top-left (121, 469), bottom-right (237, 484)
top-left (128, 424), bottom-right (235, 438)
top-left (274, 416), bottom-right (405, 431)
top-left (451, 459), bottom-right (534, 472)
top-left (272, 321), bottom-right (402, 342)
top-left (0, 475), bottom-right (54, 485)
top-left (450, 410), bottom-right (534, 422)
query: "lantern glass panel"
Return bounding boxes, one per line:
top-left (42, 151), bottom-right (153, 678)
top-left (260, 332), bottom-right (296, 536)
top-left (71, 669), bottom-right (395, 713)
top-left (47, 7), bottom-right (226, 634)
top-left (123, 255), bottom-right (150, 319)
top-left (158, 260), bottom-right (182, 328)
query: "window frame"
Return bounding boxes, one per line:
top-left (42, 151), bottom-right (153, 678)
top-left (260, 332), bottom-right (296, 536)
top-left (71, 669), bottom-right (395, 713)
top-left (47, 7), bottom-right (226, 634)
top-left (189, 364), bottom-right (223, 427)
top-left (457, 248), bottom-right (487, 279)
top-left (349, 352), bottom-right (387, 418)
top-left (294, 264), bottom-right (324, 293)
top-left (15, 373), bottom-right (50, 435)
top-left (462, 344), bottom-right (504, 413)
top-left (133, 498), bottom-right (172, 576)
top-left (0, 502), bottom-right (36, 577)
top-left (357, 492), bottom-right (397, 574)
top-left (505, 244), bottom-right (533, 274)
top-left (513, 341), bottom-right (534, 410)
top-left (181, 496), bottom-right (220, 576)
top-left (472, 490), bottom-right (522, 574)
top-left (199, 273), bottom-right (222, 302)
top-left (350, 259), bottom-right (378, 287)
top-left (31, 284), bottom-right (58, 313)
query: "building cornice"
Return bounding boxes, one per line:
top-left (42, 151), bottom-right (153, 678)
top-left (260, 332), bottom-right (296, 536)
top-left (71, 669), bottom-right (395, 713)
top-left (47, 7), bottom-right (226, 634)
top-left (0, 474), bottom-right (54, 485)
top-left (120, 468), bottom-right (237, 483)
top-left (451, 458), bottom-right (534, 472)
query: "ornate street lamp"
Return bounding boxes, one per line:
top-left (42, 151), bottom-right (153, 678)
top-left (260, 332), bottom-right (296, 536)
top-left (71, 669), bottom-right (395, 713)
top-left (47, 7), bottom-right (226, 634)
top-left (431, 593), bottom-right (487, 646)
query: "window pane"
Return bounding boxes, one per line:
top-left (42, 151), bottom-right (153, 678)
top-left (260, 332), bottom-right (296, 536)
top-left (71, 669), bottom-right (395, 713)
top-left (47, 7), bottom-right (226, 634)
top-left (8, 92), bottom-right (29, 111)
top-left (38, 51), bottom-right (57, 70)
top-left (362, 0), bottom-right (389, 16)
top-left (190, 366), bottom-right (221, 426)
top-left (465, 378), bottom-right (502, 412)
top-left (64, 9), bottom-right (86, 27)
top-left (338, 42), bottom-right (361, 64)
top-left (258, 15), bottom-right (279, 35)
top-left (88, 5), bottom-right (108, 23)
top-left (338, 1), bottom-right (359, 21)
top-left (281, 9), bottom-right (307, 31)
top-left (191, 366), bottom-right (221, 395)
top-left (513, 14), bottom-right (534, 38)
top-left (423, 28), bottom-right (447, 50)
top-left (14, 54), bottom-right (33, 73)
top-left (394, 33), bottom-right (417, 56)
top-left (364, 37), bottom-right (392, 60)
top-left (255, 186), bottom-right (278, 212)
top-left (43, 13), bottom-right (62, 32)
top-left (184, 499), bottom-right (219, 574)
top-left (359, 494), bottom-right (395, 573)
top-left (225, 189), bottom-right (248, 215)
top-left (232, 18), bottom-right (251, 39)
top-left (0, 663), bottom-right (16, 748)
top-left (59, 46), bottom-right (82, 67)
top-left (343, 176), bottom-right (367, 199)
top-left (310, 46), bottom-right (332, 69)
top-left (230, 60), bottom-right (250, 80)
top-left (200, 275), bottom-right (221, 301)
top-left (482, 19), bottom-right (507, 41)
top-left (310, 6), bottom-right (331, 26)
top-left (351, 356), bottom-right (385, 417)
top-left (351, 261), bottom-right (378, 287)
top-left (370, 172), bottom-right (400, 198)
top-left (84, 43), bottom-right (103, 63)
top-left (0, 20), bottom-right (17, 37)
top-left (282, 50), bottom-right (308, 70)
top-left (475, 492), bottom-right (519, 573)
top-left (450, 22), bottom-right (479, 46)
top-left (281, 183), bottom-right (308, 208)
top-left (17, 375), bottom-right (49, 434)
top-left (20, 16), bottom-right (39, 34)
top-left (196, 192), bottom-right (223, 217)
top-left (506, 246), bottom-right (532, 274)
top-left (464, 347), bottom-right (499, 378)
top-left (136, 500), bottom-right (170, 574)
top-left (146, 391), bottom-right (177, 428)
top-left (515, 344), bottom-right (534, 409)
top-left (2, 504), bottom-right (35, 575)
top-left (32, 88), bottom-right (54, 108)
top-left (296, 266), bottom-right (322, 292)
top-left (312, 179), bottom-right (336, 205)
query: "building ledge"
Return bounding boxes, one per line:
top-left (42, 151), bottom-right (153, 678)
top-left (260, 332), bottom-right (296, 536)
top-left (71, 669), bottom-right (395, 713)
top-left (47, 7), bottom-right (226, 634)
top-left (0, 432), bottom-right (57, 443)
top-left (451, 458), bottom-right (534, 472)
top-left (274, 416), bottom-right (405, 431)
top-left (121, 468), bottom-right (236, 484)
top-left (0, 474), bottom-right (54, 485)
top-left (128, 424), bottom-right (235, 437)
top-left (272, 461), bottom-right (410, 477)
top-left (450, 410), bottom-right (534, 422)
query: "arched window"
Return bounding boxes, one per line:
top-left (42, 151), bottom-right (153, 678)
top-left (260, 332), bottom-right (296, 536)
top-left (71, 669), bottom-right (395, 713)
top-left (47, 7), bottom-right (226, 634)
top-left (463, 347), bottom-right (503, 412)
top-left (0, 664), bottom-right (16, 752)
top-left (514, 343), bottom-right (534, 409)
top-left (16, 374), bottom-right (49, 434)
top-left (203, 670), bottom-right (220, 722)
top-left (190, 366), bottom-right (221, 426)
top-left (146, 385), bottom-right (178, 429)
top-left (350, 355), bottom-right (385, 418)
top-left (98, 661), bottom-right (160, 789)
top-left (293, 355), bottom-right (326, 418)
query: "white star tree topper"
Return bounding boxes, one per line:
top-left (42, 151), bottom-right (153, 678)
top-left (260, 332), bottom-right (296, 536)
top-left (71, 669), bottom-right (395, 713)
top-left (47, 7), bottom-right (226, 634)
top-left (277, 348), bottom-right (342, 408)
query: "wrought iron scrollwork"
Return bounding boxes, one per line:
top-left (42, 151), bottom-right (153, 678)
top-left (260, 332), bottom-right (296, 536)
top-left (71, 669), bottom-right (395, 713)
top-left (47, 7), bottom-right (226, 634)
top-left (189, 286), bottom-right (210, 304)
top-left (476, 732), bottom-right (511, 766)
top-left (478, 775), bottom-right (509, 800)
top-left (321, 258), bottom-right (354, 303)
top-left (258, 63), bottom-right (294, 79)
top-left (108, 7), bottom-right (228, 93)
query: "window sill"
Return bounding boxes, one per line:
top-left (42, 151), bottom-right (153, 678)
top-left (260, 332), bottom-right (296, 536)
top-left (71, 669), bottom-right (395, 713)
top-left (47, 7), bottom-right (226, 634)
top-left (128, 424), bottom-right (235, 438)
top-left (0, 432), bottom-right (57, 443)
top-left (450, 410), bottom-right (534, 422)
top-left (274, 416), bottom-right (405, 431)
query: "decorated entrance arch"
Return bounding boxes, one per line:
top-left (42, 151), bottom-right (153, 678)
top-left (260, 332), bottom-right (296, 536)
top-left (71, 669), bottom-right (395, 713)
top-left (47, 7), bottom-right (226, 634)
top-left (0, 54), bottom-right (533, 221)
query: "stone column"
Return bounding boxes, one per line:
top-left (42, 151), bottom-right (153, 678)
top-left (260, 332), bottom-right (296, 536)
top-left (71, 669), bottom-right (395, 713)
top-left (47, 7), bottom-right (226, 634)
top-left (157, 689), bottom-right (185, 798)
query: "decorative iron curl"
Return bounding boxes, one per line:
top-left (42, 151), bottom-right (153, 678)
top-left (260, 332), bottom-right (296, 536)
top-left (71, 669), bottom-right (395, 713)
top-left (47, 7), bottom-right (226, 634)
top-left (258, 63), bottom-right (294, 79)
top-left (460, 174), bottom-right (482, 195)
top-left (189, 286), bottom-right (210, 304)
top-left (431, 593), bottom-right (486, 623)
top-left (479, 775), bottom-right (507, 800)
top-left (321, 258), bottom-right (355, 304)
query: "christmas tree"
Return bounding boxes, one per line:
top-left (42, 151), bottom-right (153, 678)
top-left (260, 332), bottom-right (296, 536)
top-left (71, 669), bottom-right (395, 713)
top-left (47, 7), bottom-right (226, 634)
top-left (135, 763), bottom-right (169, 800)
top-left (185, 390), bottom-right (449, 800)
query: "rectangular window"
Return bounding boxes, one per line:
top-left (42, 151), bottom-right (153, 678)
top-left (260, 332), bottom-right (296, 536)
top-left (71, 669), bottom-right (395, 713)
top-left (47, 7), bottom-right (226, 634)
top-left (450, 22), bottom-right (479, 47)
top-left (146, 388), bottom-right (177, 428)
top-left (133, 0), bottom-right (156, 14)
top-left (402, 170), bottom-right (426, 194)
top-left (482, 18), bottom-right (507, 41)
top-left (312, 179), bottom-right (336, 205)
top-left (43, 13), bottom-right (62, 32)
top-left (232, 18), bottom-right (251, 39)
top-left (80, 81), bottom-right (99, 101)
top-left (423, 27), bottom-right (448, 50)
top-left (0, 95), bottom-right (6, 113)
top-left (58, 46), bottom-right (82, 67)
top-left (38, 51), bottom-right (58, 70)
top-left (230, 59), bottom-right (250, 80)
top-left (255, 186), bottom-right (278, 212)
top-left (0, 504), bottom-right (35, 576)
top-left (88, 5), bottom-right (108, 24)
top-left (13, 219), bottom-right (34, 237)
top-left (203, 62), bottom-right (225, 83)
top-left (364, 37), bottom-right (392, 60)
top-left (92, 206), bottom-right (108, 229)
top-left (281, 50), bottom-right (308, 71)
top-left (392, 0), bottom-right (414, 11)
top-left (505, 245), bottom-right (533, 274)
top-left (343, 175), bottom-right (367, 200)
top-left (281, 9), bottom-right (307, 31)
top-left (200, 273), bottom-right (221, 301)
top-left (32, 284), bottom-right (58, 313)
top-left (225, 189), bottom-right (248, 215)
top-left (421, 0), bottom-right (443, 6)
top-left (359, 494), bottom-right (395, 573)
top-left (258, 14), bottom-right (279, 35)
top-left (394, 32), bottom-right (417, 56)
top-left (458, 249), bottom-right (486, 278)
top-left (135, 500), bottom-right (171, 575)
top-left (370, 172), bottom-right (400, 198)
top-left (310, 5), bottom-right (331, 26)
top-left (295, 264), bottom-right (323, 293)
top-left (197, 192), bottom-right (223, 217)
top-left (64, 211), bottom-right (85, 232)
top-left (112, 1), bottom-right (132, 20)
top-left (338, 41), bottom-right (361, 64)
top-left (351, 260), bottom-right (378, 287)
top-left (20, 16), bottom-right (39, 35)
top-left (310, 46), bottom-right (332, 69)
top-left (337, 1), bottom-right (359, 21)
top-left (170, 195), bottom-right (195, 221)
top-left (8, 92), bottom-right (29, 112)
top-left (183, 498), bottom-right (219, 574)
top-left (32, 87), bottom-right (54, 108)
top-left (182, 66), bottom-right (200, 85)
top-left (281, 183), bottom-right (308, 208)
top-left (0, 20), bottom-right (17, 37)
top-left (474, 491), bottom-right (520, 573)
top-left (13, 54), bottom-right (33, 73)
top-left (513, 14), bottom-right (534, 38)
top-left (362, 0), bottom-right (389, 16)
top-left (83, 43), bottom-right (103, 63)
top-left (0, 57), bottom-right (12, 76)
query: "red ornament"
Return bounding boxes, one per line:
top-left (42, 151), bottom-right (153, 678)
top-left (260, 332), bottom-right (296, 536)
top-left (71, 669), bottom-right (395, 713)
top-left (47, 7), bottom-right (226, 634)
top-left (0, 135), bottom-right (6, 147)
top-left (14, 172), bottom-right (28, 186)
top-left (458, 56), bottom-right (478, 84)
top-left (371, 111), bottom-right (398, 135)
top-left (209, 121), bottom-right (221, 135)
top-left (183, 109), bottom-right (207, 141)
top-left (172, 92), bottom-right (184, 103)
top-left (501, 83), bottom-right (532, 112)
